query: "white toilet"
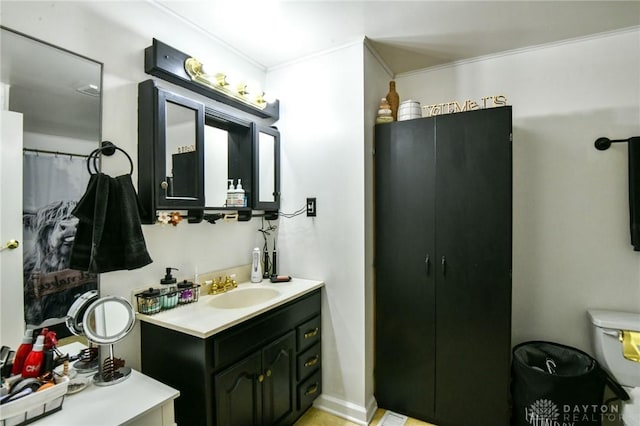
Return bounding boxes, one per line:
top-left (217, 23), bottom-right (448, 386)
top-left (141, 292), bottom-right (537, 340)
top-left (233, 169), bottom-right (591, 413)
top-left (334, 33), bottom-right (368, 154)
top-left (588, 309), bottom-right (640, 426)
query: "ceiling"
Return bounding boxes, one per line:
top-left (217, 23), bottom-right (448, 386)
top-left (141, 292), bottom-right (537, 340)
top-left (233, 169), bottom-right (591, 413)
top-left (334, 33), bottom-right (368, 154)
top-left (2, 1), bottom-right (638, 141)
top-left (155, 0), bottom-right (640, 75)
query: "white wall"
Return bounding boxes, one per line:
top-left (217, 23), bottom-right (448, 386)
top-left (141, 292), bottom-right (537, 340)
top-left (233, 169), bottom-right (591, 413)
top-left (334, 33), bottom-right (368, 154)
top-left (397, 28), bottom-right (640, 354)
top-left (363, 42), bottom-right (394, 421)
top-left (266, 43), bottom-right (371, 423)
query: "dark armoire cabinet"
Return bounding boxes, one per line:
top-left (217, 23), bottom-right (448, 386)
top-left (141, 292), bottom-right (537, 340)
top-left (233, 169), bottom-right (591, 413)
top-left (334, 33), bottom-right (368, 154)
top-left (374, 106), bottom-right (512, 426)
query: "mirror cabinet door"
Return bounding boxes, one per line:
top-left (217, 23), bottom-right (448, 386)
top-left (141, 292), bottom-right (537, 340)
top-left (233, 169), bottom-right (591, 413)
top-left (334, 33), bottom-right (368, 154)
top-left (138, 80), bottom-right (204, 223)
top-left (252, 124), bottom-right (280, 211)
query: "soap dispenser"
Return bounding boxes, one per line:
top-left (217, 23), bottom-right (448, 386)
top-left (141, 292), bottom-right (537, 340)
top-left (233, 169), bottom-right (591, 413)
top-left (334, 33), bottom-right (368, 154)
top-left (160, 267), bottom-right (178, 309)
top-left (226, 179), bottom-right (235, 207)
top-left (236, 179), bottom-right (246, 207)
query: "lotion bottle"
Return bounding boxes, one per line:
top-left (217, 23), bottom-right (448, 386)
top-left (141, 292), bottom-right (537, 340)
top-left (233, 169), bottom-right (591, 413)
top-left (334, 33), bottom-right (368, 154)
top-left (21, 335), bottom-right (45, 378)
top-left (11, 329), bottom-right (34, 375)
top-left (236, 179), bottom-right (246, 207)
top-left (226, 179), bottom-right (235, 207)
top-left (251, 247), bottom-right (262, 283)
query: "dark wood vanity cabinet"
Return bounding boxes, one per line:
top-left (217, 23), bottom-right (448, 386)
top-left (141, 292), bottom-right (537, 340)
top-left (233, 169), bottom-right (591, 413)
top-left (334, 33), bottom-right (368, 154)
top-left (140, 289), bottom-right (322, 426)
top-left (374, 107), bottom-right (512, 426)
top-left (215, 331), bottom-right (295, 425)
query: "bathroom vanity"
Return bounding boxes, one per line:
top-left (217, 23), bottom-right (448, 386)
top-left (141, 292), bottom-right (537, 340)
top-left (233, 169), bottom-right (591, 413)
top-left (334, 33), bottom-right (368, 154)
top-left (137, 278), bottom-right (324, 426)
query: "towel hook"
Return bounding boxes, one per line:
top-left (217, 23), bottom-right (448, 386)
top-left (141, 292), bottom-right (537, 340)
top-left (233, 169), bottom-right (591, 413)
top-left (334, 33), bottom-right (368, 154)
top-left (595, 136), bottom-right (640, 151)
top-left (87, 141), bottom-right (134, 175)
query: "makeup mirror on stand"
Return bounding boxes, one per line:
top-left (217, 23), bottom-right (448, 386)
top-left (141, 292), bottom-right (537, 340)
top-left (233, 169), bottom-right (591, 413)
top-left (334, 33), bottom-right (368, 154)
top-left (82, 296), bottom-right (135, 386)
top-left (65, 290), bottom-right (100, 374)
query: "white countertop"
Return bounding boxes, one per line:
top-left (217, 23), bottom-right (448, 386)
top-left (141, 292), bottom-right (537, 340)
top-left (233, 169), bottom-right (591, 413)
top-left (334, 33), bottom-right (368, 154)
top-left (136, 278), bottom-right (324, 339)
top-left (36, 369), bottom-right (179, 426)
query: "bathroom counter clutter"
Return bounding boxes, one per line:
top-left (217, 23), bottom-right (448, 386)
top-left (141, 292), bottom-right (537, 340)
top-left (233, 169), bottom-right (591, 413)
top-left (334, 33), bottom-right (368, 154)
top-left (35, 368), bottom-right (179, 426)
top-left (136, 278), bottom-right (324, 338)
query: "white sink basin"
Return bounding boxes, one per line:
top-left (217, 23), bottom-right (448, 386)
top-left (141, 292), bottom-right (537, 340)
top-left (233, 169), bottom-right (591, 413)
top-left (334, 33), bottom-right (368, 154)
top-left (209, 287), bottom-right (280, 309)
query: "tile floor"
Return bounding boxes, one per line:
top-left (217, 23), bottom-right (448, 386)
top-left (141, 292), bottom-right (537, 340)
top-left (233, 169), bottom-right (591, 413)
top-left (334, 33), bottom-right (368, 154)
top-left (294, 407), bottom-right (436, 426)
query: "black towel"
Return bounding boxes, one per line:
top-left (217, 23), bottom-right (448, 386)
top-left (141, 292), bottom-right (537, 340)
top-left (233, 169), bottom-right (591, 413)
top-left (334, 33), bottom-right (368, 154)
top-left (629, 137), bottom-right (640, 251)
top-left (70, 173), bottom-right (152, 272)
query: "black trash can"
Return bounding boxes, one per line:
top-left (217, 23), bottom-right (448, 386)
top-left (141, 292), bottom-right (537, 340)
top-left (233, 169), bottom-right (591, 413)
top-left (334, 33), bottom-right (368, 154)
top-left (511, 341), bottom-right (629, 426)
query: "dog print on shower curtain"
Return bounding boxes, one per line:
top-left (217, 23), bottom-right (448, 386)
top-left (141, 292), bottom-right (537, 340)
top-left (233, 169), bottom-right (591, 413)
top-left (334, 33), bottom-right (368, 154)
top-left (22, 153), bottom-right (97, 329)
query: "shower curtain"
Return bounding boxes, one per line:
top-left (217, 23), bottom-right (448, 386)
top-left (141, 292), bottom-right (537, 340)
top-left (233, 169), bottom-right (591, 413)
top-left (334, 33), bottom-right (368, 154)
top-left (22, 152), bottom-right (97, 327)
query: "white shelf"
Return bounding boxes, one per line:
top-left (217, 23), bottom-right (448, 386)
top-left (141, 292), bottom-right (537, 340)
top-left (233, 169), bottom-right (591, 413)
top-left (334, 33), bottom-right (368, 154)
top-left (36, 364), bottom-right (178, 426)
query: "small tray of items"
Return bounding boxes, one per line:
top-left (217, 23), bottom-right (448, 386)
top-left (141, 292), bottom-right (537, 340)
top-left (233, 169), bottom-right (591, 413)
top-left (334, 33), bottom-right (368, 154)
top-left (0, 376), bottom-right (69, 426)
top-left (135, 282), bottom-right (200, 315)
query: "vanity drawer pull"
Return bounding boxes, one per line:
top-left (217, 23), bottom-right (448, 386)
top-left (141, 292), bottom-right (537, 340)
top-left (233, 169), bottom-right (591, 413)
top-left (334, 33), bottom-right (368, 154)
top-left (304, 355), bottom-right (319, 367)
top-left (304, 328), bottom-right (319, 339)
top-left (305, 383), bottom-right (319, 396)
top-left (297, 315), bottom-right (321, 351)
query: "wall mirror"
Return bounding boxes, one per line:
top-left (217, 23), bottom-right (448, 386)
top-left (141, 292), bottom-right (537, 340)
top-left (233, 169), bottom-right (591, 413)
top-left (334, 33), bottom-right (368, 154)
top-left (0, 26), bottom-right (102, 346)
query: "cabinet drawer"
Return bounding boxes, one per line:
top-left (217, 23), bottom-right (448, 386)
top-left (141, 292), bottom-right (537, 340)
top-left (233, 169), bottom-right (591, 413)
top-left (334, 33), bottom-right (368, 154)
top-left (296, 315), bottom-right (321, 352)
top-left (297, 342), bottom-right (321, 381)
top-left (297, 369), bottom-right (321, 411)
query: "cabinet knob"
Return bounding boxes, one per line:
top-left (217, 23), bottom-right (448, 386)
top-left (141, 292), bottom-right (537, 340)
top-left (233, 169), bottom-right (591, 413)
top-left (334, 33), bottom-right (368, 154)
top-left (160, 181), bottom-right (169, 190)
top-left (258, 374), bottom-right (265, 383)
top-left (265, 369), bottom-right (272, 377)
top-left (304, 328), bottom-right (319, 339)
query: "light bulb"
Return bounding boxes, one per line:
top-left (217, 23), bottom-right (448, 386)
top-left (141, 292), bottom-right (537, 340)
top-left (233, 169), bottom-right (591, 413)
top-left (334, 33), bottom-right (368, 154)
top-left (214, 73), bottom-right (228, 87)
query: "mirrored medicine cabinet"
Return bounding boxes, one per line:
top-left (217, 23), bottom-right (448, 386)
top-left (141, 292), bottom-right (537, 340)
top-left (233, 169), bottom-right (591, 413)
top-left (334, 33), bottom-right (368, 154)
top-left (137, 79), bottom-right (280, 224)
top-left (253, 124), bottom-right (280, 211)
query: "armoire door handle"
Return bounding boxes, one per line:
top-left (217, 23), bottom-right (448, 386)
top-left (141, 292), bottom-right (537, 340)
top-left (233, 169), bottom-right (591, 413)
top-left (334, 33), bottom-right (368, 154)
top-left (441, 256), bottom-right (447, 276)
top-left (425, 255), bottom-right (430, 275)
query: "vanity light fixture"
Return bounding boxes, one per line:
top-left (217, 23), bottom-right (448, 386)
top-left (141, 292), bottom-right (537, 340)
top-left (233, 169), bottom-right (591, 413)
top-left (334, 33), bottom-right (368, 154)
top-left (144, 39), bottom-right (279, 119)
top-left (76, 83), bottom-right (100, 97)
top-left (184, 57), bottom-right (268, 110)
